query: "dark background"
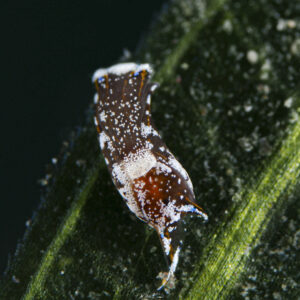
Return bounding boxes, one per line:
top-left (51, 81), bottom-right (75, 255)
top-left (0, 0), bottom-right (163, 275)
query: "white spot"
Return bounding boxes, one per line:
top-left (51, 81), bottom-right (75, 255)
top-left (222, 19), bottom-right (233, 33)
top-left (260, 59), bottom-right (272, 80)
top-left (287, 20), bottom-right (297, 29)
top-left (100, 111), bottom-right (107, 122)
top-left (150, 84), bottom-right (159, 92)
top-left (159, 146), bottom-right (165, 152)
top-left (284, 97), bottom-right (293, 108)
top-left (93, 93), bottom-right (99, 104)
top-left (180, 62), bottom-right (189, 70)
top-left (152, 129), bottom-right (159, 136)
top-left (168, 226), bottom-right (175, 232)
top-left (262, 59), bottom-right (271, 72)
top-left (247, 50), bottom-right (259, 64)
top-left (141, 123), bottom-right (153, 137)
top-left (145, 140), bottom-right (154, 150)
top-left (99, 132), bottom-right (110, 149)
top-left (277, 19), bottom-right (286, 31)
top-left (146, 95), bottom-right (151, 105)
top-left (94, 117), bottom-right (98, 126)
top-left (244, 104), bottom-right (252, 112)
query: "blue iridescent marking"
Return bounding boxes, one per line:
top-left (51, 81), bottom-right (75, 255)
top-left (98, 77), bottom-right (105, 83)
top-left (190, 207), bottom-right (197, 213)
top-left (133, 71), bottom-right (140, 77)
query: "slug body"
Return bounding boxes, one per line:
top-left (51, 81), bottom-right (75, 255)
top-left (93, 62), bottom-right (207, 289)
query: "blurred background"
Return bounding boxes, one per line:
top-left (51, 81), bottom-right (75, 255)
top-left (0, 0), bottom-right (163, 274)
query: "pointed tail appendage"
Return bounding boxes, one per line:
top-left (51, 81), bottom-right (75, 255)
top-left (156, 197), bottom-right (208, 291)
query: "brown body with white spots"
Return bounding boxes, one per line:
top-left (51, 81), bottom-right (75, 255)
top-left (93, 63), bottom-right (207, 289)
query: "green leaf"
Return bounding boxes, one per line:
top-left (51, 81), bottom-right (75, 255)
top-left (1, 0), bottom-right (300, 299)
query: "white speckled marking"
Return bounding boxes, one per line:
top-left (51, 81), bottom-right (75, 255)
top-left (121, 150), bottom-right (157, 180)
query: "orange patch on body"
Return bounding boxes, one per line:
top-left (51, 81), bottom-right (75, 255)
top-left (132, 168), bottom-right (171, 225)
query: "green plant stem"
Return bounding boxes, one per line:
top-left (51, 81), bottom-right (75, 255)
top-left (22, 163), bottom-right (101, 300)
top-left (182, 91), bottom-right (300, 299)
